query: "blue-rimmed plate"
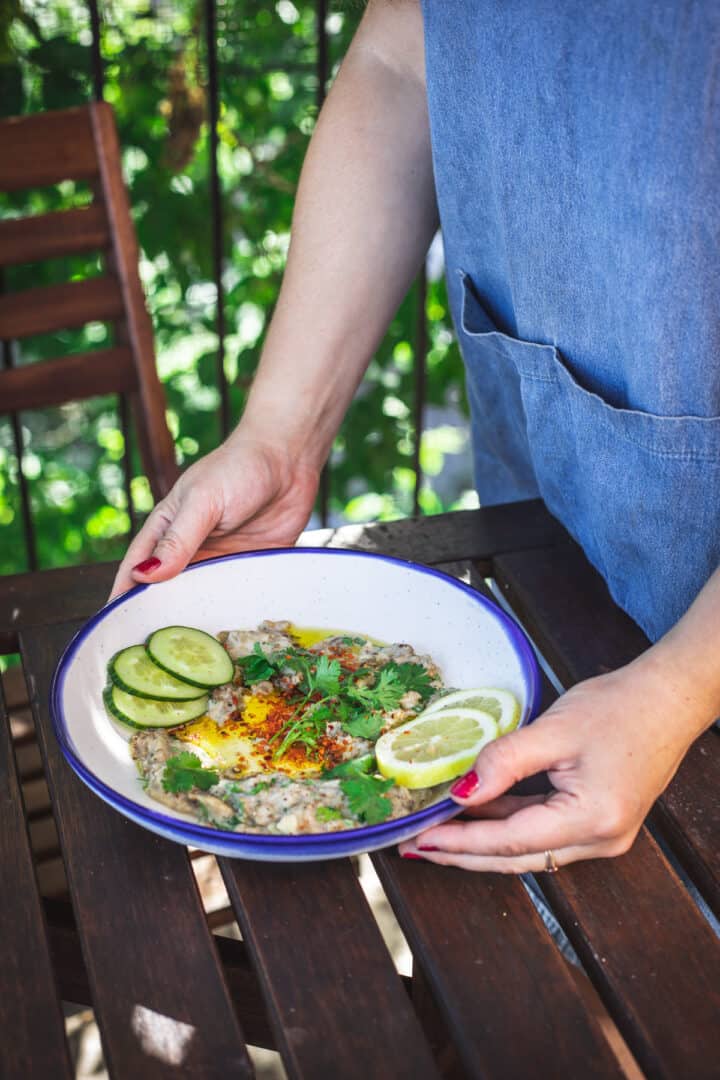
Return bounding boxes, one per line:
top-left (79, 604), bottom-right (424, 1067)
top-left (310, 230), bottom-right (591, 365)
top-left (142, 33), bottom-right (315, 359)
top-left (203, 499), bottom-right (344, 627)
top-left (51, 548), bottom-right (540, 860)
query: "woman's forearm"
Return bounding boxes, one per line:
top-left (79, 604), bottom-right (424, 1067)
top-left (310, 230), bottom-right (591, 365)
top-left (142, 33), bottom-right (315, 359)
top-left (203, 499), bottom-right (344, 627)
top-left (237, 0), bottom-right (436, 468)
top-left (639, 564), bottom-right (720, 739)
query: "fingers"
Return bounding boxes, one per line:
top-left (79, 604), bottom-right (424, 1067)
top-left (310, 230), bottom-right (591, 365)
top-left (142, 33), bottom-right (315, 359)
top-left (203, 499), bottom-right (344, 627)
top-left (449, 719), bottom-right (572, 807)
top-left (398, 790), bottom-right (603, 873)
top-left (109, 492), bottom-right (220, 599)
top-left (411, 790), bottom-right (583, 860)
top-left (110, 500), bottom-right (177, 598)
top-left (400, 843), bottom-right (595, 874)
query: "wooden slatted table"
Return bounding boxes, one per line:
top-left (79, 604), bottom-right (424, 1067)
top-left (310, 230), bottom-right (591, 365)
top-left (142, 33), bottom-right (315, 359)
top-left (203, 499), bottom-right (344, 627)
top-left (1, 499), bottom-right (718, 1079)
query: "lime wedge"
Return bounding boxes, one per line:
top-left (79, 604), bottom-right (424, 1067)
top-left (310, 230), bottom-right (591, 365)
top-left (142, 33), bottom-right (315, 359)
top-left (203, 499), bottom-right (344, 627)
top-left (375, 707), bottom-right (499, 789)
top-left (423, 688), bottom-right (521, 734)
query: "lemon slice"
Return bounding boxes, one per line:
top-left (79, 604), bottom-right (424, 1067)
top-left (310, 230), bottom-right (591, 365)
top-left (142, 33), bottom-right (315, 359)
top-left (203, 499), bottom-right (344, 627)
top-left (423, 688), bottom-right (521, 734)
top-left (375, 708), bottom-right (499, 789)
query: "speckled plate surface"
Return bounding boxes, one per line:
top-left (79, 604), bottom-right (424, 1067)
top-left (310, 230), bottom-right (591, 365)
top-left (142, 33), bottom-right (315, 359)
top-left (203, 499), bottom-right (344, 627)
top-left (51, 548), bottom-right (541, 860)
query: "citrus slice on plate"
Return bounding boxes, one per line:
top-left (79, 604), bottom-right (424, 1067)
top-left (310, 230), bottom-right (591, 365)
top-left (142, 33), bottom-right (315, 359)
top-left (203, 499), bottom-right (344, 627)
top-left (423, 688), bottom-right (521, 734)
top-left (375, 707), bottom-right (499, 789)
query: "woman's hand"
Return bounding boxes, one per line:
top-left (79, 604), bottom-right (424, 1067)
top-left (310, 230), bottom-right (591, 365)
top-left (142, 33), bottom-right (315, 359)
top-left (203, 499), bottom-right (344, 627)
top-left (110, 435), bottom-right (319, 599)
top-left (399, 649), bottom-right (713, 871)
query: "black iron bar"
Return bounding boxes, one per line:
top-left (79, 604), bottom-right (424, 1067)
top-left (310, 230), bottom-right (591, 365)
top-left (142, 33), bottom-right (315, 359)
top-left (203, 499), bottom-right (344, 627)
top-left (315, 0), bottom-right (331, 527)
top-left (118, 393), bottom-right (139, 536)
top-left (204, 0), bottom-right (231, 439)
top-left (412, 265), bottom-right (428, 518)
top-left (87, 0), bottom-right (104, 102)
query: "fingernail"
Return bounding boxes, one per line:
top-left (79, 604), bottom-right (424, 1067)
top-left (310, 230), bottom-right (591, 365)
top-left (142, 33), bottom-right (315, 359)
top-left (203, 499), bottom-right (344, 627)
top-left (401, 852), bottom-right (426, 861)
top-left (450, 771), bottom-right (479, 799)
top-left (418, 845), bottom-right (439, 852)
top-left (133, 556), bottom-right (161, 574)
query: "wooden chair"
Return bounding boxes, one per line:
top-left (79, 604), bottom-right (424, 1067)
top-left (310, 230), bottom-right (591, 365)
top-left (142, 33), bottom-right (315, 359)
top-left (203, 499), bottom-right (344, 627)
top-left (0, 102), bottom-right (178, 500)
top-left (0, 104), bottom-right (184, 908)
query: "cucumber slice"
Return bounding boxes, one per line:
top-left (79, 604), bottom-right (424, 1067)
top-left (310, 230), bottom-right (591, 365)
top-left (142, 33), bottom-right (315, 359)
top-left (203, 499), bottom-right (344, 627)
top-left (104, 685), bottom-right (208, 729)
top-left (146, 625), bottom-right (234, 688)
top-left (109, 645), bottom-right (201, 701)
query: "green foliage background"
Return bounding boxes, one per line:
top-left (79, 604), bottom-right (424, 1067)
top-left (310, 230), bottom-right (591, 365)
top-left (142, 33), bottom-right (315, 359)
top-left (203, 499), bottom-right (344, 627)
top-left (0, 0), bottom-right (472, 580)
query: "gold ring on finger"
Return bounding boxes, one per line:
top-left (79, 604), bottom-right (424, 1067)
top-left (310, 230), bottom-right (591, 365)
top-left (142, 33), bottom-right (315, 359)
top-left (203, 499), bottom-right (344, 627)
top-left (544, 849), bottom-right (559, 873)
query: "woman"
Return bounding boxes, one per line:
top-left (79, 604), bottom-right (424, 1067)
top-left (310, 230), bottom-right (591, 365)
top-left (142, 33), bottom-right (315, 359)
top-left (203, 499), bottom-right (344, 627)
top-left (112, 0), bottom-right (720, 873)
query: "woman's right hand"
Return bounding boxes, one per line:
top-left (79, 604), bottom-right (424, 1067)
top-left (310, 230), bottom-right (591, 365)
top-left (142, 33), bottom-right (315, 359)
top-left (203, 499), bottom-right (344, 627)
top-left (109, 435), bottom-right (320, 599)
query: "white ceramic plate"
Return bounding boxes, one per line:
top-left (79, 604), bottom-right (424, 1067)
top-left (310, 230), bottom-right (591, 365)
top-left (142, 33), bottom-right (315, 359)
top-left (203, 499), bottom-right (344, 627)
top-left (51, 548), bottom-right (541, 860)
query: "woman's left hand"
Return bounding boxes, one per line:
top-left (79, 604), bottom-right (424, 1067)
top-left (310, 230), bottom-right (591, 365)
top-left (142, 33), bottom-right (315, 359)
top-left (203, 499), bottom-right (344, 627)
top-left (399, 651), bottom-right (711, 872)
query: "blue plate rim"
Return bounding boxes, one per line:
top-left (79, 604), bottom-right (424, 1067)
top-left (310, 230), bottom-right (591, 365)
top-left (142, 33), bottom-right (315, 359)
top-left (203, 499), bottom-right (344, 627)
top-left (50, 546), bottom-right (542, 849)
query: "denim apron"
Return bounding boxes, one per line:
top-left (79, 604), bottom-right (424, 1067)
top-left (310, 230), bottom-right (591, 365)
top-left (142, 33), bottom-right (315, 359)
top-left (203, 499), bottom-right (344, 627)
top-left (421, 0), bottom-right (720, 641)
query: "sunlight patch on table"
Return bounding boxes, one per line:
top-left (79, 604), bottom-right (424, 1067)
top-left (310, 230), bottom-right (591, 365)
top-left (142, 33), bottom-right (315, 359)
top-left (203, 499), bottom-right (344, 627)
top-left (131, 1005), bottom-right (195, 1066)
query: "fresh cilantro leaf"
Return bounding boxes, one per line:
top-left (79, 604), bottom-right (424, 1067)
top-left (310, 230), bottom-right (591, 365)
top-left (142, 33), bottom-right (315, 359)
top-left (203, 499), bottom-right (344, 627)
top-left (382, 661), bottom-right (436, 702)
top-left (162, 752), bottom-right (219, 794)
top-left (323, 754), bottom-right (376, 779)
top-left (316, 805), bottom-right (344, 822)
top-left (348, 668), bottom-right (405, 712)
top-left (236, 643), bottom-right (279, 685)
top-left (340, 774), bottom-right (395, 825)
top-left (309, 654), bottom-right (341, 696)
top-left (335, 636), bottom-right (366, 647)
top-left (342, 711), bottom-right (384, 740)
top-left (250, 780), bottom-right (272, 794)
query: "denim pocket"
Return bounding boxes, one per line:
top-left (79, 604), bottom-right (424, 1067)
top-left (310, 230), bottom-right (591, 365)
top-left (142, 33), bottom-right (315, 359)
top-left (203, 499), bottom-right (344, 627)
top-left (459, 271), bottom-right (720, 640)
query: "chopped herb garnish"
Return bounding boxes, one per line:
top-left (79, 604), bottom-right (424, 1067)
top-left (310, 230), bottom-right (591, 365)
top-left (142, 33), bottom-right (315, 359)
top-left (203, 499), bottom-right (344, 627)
top-left (242, 639), bottom-right (438, 764)
top-left (312, 654), bottom-right (342, 695)
top-left (250, 780), bottom-right (272, 795)
top-left (341, 711), bottom-right (384, 740)
top-left (272, 701), bottom-right (334, 759)
top-left (347, 667), bottom-right (405, 713)
top-left (161, 751), bottom-right (219, 794)
top-left (236, 643), bottom-right (281, 685)
top-left (323, 754), bottom-right (376, 779)
top-left (340, 774), bottom-right (395, 825)
top-left (382, 660), bottom-right (435, 701)
top-left (316, 805), bottom-right (344, 822)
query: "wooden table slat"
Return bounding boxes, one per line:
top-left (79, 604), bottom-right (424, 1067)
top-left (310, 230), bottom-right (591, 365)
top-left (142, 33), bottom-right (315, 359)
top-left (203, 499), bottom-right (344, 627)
top-left (301, 497), bottom-right (566, 565)
top-left (21, 622), bottom-right (254, 1080)
top-left (649, 729), bottom-right (720, 918)
top-left (43, 899), bottom-right (277, 1052)
top-left (373, 852), bottom-right (623, 1080)
top-left (493, 545), bottom-right (720, 1079)
top-left (0, 685), bottom-right (73, 1080)
top-left (368, 562), bottom-right (623, 1078)
top-left (539, 829), bottom-right (720, 1080)
top-left (493, 542), bottom-right (720, 917)
top-left (220, 858), bottom-right (441, 1080)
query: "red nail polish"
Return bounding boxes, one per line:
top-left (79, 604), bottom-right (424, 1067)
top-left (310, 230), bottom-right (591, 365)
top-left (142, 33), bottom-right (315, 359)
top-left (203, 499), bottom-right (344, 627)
top-left (418, 845), bottom-right (439, 852)
top-left (401, 852), bottom-right (425, 861)
top-left (133, 556), bottom-right (161, 574)
top-left (450, 771), bottom-right (479, 799)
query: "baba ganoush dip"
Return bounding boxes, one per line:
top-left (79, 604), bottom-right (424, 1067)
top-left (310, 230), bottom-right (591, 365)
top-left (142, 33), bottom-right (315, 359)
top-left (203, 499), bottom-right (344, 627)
top-left (129, 620), bottom-right (448, 834)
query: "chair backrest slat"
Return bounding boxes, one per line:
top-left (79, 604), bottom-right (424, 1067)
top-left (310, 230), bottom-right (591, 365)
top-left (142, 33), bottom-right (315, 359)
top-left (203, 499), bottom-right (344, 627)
top-left (0, 103), bottom-right (179, 512)
top-left (0, 277), bottom-right (124, 340)
top-left (0, 206), bottom-right (110, 267)
top-left (0, 347), bottom-right (138, 414)
top-left (0, 107), bottom-right (98, 192)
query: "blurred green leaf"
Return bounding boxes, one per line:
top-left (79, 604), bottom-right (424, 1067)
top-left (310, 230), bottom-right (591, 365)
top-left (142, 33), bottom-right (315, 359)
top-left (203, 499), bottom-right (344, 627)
top-left (0, 0), bottom-right (472, 577)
